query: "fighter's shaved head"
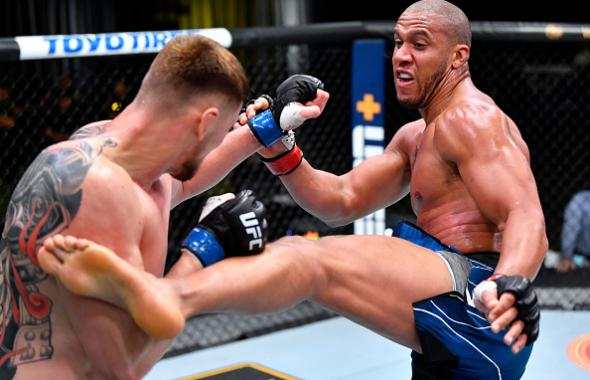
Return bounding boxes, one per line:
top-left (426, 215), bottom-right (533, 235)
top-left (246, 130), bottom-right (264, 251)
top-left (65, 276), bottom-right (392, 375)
top-left (401, 0), bottom-right (471, 47)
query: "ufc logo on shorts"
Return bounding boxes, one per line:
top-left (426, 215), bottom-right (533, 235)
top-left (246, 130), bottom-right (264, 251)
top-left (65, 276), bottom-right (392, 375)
top-left (239, 212), bottom-right (263, 250)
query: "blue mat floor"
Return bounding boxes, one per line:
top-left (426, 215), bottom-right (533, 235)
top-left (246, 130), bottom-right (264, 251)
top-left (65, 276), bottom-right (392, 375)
top-left (146, 310), bottom-right (590, 380)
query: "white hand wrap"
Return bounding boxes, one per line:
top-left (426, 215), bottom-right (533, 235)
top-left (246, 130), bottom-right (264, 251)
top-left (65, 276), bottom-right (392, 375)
top-left (279, 102), bottom-right (307, 131)
top-left (199, 193), bottom-right (236, 222)
top-left (473, 280), bottom-right (498, 304)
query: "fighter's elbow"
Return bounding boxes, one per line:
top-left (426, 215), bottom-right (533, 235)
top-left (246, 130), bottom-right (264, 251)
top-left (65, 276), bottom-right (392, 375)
top-left (332, 192), bottom-right (373, 226)
top-left (305, 193), bottom-right (360, 228)
top-left (532, 211), bottom-right (549, 263)
top-left (533, 211), bottom-right (549, 250)
top-left (323, 217), bottom-right (351, 228)
top-left (540, 233), bottom-right (549, 253)
top-left (322, 204), bottom-right (364, 228)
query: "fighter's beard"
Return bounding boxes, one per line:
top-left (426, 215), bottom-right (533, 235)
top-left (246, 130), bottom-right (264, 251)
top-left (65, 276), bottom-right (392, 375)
top-left (398, 62), bottom-right (448, 110)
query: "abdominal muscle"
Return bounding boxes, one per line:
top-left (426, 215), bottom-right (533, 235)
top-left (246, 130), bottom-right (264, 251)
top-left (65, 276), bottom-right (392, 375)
top-left (414, 185), bottom-right (503, 254)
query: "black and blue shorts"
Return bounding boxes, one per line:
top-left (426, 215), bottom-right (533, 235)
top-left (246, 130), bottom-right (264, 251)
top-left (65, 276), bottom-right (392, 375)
top-left (392, 221), bottom-right (534, 380)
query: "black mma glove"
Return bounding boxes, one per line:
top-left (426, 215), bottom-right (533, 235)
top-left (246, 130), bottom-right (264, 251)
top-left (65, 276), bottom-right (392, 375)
top-left (181, 190), bottom-right (268, 267)
top-left (247, 74), bottom-right (324, 147)
top-left (273, 74), bottom-right (324, 129)
top-left (493, 274), bottom-right (540, 345)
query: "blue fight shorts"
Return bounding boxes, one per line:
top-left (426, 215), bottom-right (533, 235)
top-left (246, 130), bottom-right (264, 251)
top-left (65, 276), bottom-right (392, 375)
top-left (392, 221), bottom-right (534, 380)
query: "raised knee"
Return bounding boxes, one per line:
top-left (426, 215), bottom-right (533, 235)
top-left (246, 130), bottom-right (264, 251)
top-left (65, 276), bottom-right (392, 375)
top-left (274, 235), bottom-right (311, 247)
top-left (271, 236), bottom-right (328, 290)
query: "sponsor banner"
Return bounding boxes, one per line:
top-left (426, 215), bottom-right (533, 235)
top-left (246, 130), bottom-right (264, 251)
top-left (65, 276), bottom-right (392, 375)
top-left (15, 28), bottom-right (232, 60)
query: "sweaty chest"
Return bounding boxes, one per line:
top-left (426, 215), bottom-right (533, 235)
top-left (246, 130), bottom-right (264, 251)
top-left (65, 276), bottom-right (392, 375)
top-left (137, 181), bottom-right (171, 275)
top-left (408, 129), bottom-right (458, 214)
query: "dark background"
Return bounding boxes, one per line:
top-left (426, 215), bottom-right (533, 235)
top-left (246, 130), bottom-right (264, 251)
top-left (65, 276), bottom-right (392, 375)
top-left (0, 0), bottom-right (587, 38)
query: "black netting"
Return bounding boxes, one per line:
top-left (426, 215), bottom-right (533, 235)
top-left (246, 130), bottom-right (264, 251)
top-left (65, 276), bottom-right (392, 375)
top-left (168, 44), bottom-right (353, 259)
top-left (1, 38), bottom-right (589, 357)
top-left (0, 44), bottom-right (353, 246)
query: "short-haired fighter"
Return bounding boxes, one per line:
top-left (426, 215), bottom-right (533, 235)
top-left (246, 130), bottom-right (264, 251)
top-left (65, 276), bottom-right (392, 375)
top-left (0, 35), bottom-right (327, 379)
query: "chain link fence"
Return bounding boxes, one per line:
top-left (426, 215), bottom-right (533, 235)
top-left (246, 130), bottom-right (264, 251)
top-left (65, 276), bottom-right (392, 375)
top-left (1, 34), bottom-right (589, 356)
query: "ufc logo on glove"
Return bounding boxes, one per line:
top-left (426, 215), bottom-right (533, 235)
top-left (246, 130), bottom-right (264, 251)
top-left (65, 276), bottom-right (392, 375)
top-left (239, 212), bottom-right (263, 250)
top-left (181, 190), bottom-right (268, 267)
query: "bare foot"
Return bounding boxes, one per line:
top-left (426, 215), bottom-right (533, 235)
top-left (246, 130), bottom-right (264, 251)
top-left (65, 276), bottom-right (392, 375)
top-left (38, 235), bottom-right (185, 339)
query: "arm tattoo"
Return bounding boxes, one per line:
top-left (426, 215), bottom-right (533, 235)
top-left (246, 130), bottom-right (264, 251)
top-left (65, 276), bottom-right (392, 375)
top-left (0, 137), bottom-right (115, 377)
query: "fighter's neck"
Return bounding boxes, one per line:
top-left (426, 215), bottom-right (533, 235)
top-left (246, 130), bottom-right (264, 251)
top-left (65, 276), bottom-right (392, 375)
top-left (101, 106), bottom-right (180, 189)
top-left (419, 73), bottom-right (473, 124)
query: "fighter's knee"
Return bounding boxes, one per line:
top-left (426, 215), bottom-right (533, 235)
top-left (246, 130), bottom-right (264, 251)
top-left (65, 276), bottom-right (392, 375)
top-left (270, 236), bottom-right (329, 290)
top-left (272, 236), bottom-right (324, 262)
top-left (273, 235), bottom-right (310, 247)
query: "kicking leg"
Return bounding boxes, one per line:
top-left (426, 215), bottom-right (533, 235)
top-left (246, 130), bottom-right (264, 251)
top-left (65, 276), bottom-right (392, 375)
top-left (177, 235), bottom-right (453, 351)
top-left (40, 234), bottom-right (452, 351)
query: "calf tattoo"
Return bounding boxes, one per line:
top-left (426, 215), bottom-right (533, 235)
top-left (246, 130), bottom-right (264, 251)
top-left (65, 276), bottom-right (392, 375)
top-left (0, 137), bottom-right (115, 378)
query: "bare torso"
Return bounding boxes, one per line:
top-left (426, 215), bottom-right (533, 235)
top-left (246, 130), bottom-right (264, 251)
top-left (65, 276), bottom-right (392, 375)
top-left (1, 122), bottom-right (175, 379)
top-left (401, 89), bottom-right (529, 254)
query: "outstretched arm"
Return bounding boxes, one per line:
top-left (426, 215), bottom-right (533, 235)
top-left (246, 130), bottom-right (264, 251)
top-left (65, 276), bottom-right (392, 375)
top-left (170, 126), bottom-right (259, 207)
top-left (172, 75), bottom-right (329, 207)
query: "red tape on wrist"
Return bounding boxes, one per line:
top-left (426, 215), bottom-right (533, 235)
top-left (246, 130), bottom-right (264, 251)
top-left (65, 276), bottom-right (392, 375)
top-left (486, 273), bottom-right (504, 282)
top-left (261, 145), bottom-right (303, 176)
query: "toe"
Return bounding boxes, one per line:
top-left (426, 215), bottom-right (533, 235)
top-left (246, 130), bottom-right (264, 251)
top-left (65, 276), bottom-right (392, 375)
top-left (38, 247), bottom-right (62, 274)
top-left (64, 235), bottom-right (78, 251)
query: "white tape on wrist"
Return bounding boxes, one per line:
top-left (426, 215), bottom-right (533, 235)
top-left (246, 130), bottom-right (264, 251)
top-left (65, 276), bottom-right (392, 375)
top-left (199, 193), bottom-right (235, 221)
top-left (279, 103), bottom-right (307, 131)
top-left (473, 280), bottom-right (498, 304)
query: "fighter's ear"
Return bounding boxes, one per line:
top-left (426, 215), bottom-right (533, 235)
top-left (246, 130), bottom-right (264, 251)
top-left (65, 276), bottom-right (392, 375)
top-left (451, 44), bottom-right (470, 69)
top-left (194, 107), bottom-right (219, 139)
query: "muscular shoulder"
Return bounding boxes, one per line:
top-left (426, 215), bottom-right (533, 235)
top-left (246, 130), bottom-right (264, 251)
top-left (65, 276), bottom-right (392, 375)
top-left (387, 118), bottom-right (426, 155)
top-left (3, 137), bottom-right (119, 257)
top-left (433, 101), bottom-right (515, 163)
top-left (438, 101), bottom-right (504, 138)
top-left (37, 137), bottom-right (118, 190)
top-left (55, 142), bottom-right (144, 247)
top-left (10, 139), bottom-right (113, 205)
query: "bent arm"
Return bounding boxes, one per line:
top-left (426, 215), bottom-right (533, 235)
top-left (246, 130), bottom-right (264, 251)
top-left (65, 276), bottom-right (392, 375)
top-left (172, 89), bottom-right (330, 207)
top-left (172, 126), bottom-right (260, 207)
top-left (275, 123), bottom-right (419, 227)
top-left (279, 145), bottom-right (411, 227)
top-left (436, 108), bottom-right (547, 279)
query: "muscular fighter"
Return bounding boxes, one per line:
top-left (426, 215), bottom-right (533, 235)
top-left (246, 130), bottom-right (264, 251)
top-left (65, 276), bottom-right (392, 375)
top-left (39, 0), bottom-right (547, 379)
top-left (0, 35), bottom-right (326, 379)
